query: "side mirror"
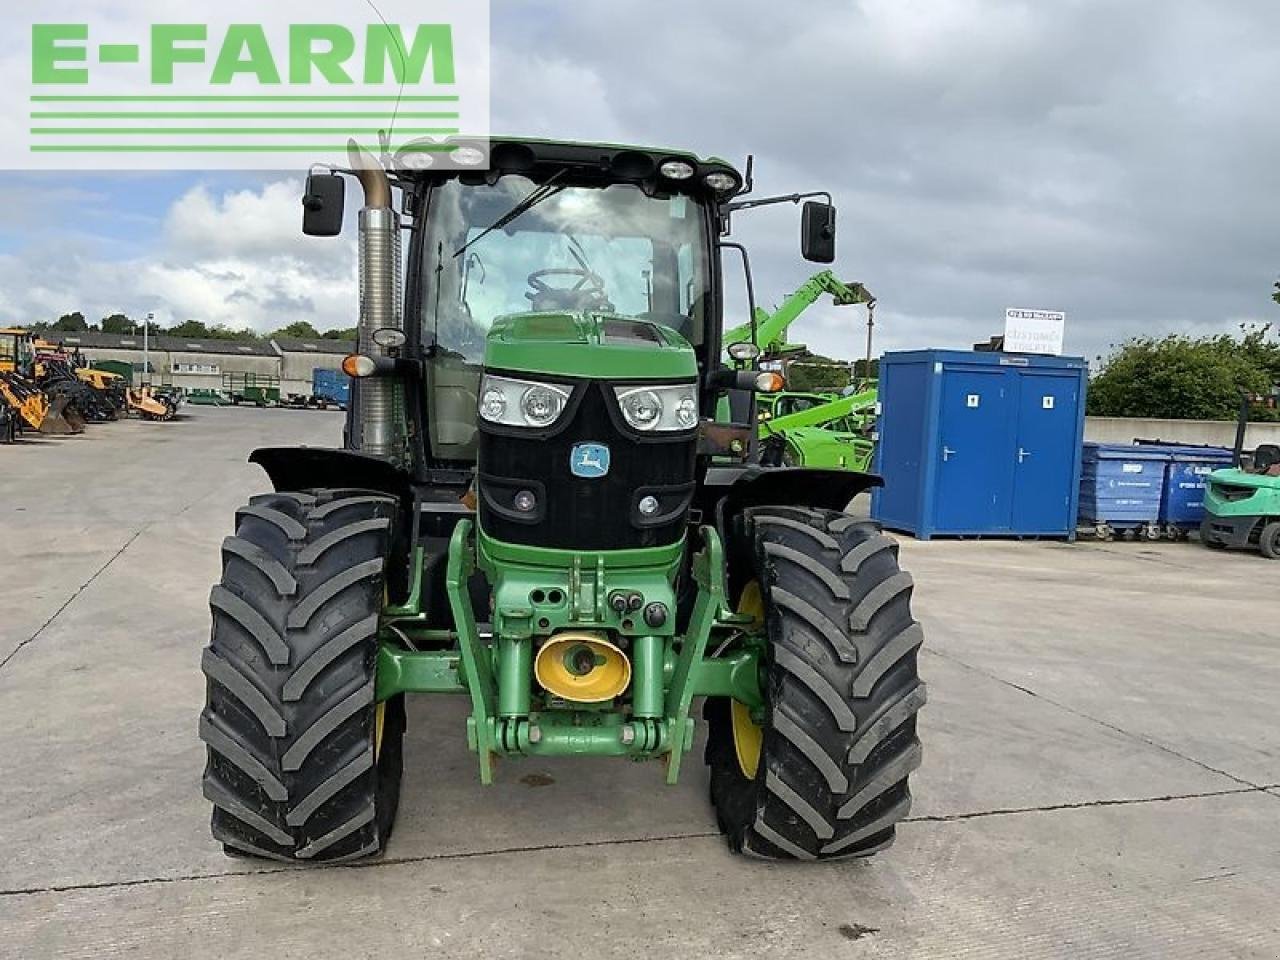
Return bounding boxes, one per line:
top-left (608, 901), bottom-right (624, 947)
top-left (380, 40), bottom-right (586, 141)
top-left (302, 173), bottom-right (346, 237)
top-left (801, 200), bottom-right (836, 263)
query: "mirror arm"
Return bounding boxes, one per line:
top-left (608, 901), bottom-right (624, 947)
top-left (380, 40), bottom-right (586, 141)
top-left (719, 241), bottom-right (758, 349)
top-left (722, 190), bottom-right (832, 215)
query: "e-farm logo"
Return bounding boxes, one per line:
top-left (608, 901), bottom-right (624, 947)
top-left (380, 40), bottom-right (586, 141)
top-left (3, 2), bottom-right (490, 170)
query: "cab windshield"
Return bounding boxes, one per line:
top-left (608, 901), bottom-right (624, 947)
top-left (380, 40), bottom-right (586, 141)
top-left (419, 175), bottom-right (712, 459)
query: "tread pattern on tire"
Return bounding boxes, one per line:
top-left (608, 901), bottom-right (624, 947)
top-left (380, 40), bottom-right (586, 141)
top-left (199, 488), bottom-right (401, 862)
top-left (707, 506), bottom-right (925, 860)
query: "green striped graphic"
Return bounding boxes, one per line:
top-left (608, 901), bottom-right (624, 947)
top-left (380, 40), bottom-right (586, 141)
top-left (30, 95), bottom-right (460, 102)
top-left (32, 128), bottom-right (460, 136)
top-left (30, 144), bottom-right (459, 153)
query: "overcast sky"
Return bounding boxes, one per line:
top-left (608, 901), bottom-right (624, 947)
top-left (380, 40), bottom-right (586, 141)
top-left (0, 0), bottom-right (1276, 365)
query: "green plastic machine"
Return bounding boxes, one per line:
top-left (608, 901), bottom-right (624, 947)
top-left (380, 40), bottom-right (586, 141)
top-left (197, 138), bottom-right (925, 864)
top-left (1201, 389), bottom-right (1280, 559)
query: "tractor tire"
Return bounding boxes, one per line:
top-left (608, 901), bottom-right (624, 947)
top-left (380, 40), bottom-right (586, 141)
top-left (1259, 522), bottom-right (1280, 560)
top-left (199, 488), bottom-right (405, 862)
top-left (706, 506), bottom-right (924, 860)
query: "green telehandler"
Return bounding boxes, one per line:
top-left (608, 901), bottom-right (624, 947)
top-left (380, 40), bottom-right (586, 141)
top-left (758, 386), bottom-right (880, 471)
top-left (723, 271), bottom-right (878, 470)
top-left (199, 138), bottom-right (925, 863)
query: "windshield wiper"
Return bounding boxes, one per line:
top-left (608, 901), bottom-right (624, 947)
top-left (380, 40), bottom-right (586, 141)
top-left (453, 169), bottom-right (569, 259)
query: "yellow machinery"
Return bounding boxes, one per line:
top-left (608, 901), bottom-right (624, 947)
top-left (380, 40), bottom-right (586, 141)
top-left (0, 328), bottom-right (82, 435)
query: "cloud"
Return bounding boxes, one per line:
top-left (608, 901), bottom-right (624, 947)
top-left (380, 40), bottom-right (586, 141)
top-left (1, 0), bottom-right (1277, 358)
top-left (486, 0), bottom-right (1280, 361)
top-left (0, 178), bottom-right (358, 332)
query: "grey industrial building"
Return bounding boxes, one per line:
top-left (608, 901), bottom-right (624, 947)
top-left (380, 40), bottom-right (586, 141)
top-left (47, 331), bottom-right (354, 395)
top-left (272, 337), bottom-right (355, 396)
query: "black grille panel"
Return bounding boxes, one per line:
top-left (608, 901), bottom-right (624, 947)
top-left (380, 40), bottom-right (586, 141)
top-left (478, 382), bottom-right (696, 550)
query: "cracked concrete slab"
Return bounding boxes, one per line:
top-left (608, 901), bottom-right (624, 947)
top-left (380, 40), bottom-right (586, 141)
top-left (4, 792), bottom-right (1278, 959)
top-left (903, 538), bottom-right (1280, 786)
top-left (3, 407), bottom-right (1279, 958)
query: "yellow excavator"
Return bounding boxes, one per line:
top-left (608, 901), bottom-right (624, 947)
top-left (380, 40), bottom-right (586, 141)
top-left (0, 328), bottom-right (82, 437)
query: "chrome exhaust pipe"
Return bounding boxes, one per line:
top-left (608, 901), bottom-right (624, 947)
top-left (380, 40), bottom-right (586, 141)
top-left (347, 139), bottom-right (403, 460)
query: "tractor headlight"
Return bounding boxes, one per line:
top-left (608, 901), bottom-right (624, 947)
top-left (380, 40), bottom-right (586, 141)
top-left (478, 375), bottom-right (571, 429)
top-left (613, 384), bottom-right (699, 432)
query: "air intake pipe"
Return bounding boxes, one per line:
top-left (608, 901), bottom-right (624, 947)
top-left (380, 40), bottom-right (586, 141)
top-left (348, 139), bottom-right (403, 460)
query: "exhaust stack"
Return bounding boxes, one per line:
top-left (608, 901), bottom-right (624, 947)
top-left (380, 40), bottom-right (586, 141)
top-left (348, 139), bottom-right (403, 460)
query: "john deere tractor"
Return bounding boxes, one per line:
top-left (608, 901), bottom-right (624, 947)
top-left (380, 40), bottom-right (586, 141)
top-left (199, 138), bottom-right (925, 863)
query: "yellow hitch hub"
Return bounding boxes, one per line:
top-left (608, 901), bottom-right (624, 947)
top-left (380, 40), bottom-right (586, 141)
top-left (535, 632), bottom-right (631, 703)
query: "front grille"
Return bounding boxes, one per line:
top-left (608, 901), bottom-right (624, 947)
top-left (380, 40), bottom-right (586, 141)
top-left (1214, 483), bottom-right (1258, 503)
top-left (477, 380), bottom-right (696, 550)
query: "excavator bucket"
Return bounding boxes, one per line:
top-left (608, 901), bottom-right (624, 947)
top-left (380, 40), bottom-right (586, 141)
top-left (38, 392), bottom-right (84, 434)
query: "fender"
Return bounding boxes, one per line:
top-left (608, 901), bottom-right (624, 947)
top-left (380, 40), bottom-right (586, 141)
top-left (702, 464), bottom-right (884, 600)
top-left (249, 446), bottom-right (414, 508)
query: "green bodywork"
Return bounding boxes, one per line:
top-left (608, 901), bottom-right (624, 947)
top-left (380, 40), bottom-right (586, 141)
top-left (486, 312), bottom-right (697, 380)
top-left (376, 518), bottom-right (762, 783)
top-left (724, 269), bottom-right (873, 357)
top-left (375, 305), bottom-right (763, 781)
top-left (758, 387), bottom-right (878, 471)
top-left (1203, 467), bottom-right (1280, 550)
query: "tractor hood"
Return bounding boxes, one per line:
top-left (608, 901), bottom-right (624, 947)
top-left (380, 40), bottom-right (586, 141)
top-left (1209, 468), bottom-right (1278, 491)
top-left (484, 311), bottom-right (697, 381)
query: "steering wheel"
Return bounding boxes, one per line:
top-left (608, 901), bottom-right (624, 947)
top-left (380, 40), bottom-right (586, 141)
top-left (525, 268), bottom-right (613, 312)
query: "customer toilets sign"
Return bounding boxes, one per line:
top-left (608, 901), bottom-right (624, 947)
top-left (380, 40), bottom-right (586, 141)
top-left (1003, 308), bottom-right (1065, 355)
top-left (2, 0), bottom-right (489, 169)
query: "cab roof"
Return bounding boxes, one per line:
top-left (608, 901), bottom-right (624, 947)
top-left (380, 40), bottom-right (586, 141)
top-left (391, 135), bottom-right (745, 201)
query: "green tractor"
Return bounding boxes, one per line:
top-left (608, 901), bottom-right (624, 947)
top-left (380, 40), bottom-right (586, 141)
top-left (1201, 389), bottom-right (1280, 558)
top-left (199, 137), bottom-right (924, 863)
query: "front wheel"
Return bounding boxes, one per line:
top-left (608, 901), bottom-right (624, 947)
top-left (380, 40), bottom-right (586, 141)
top-left (706, 506), bottom-right (925, 860)
top-left (1260, 522), bottom-right (1280, 560)
top-left (199, 488), bottom-right (405, 862)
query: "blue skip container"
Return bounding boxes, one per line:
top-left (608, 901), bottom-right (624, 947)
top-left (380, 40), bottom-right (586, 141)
top-left (1078, 443), bottom-right (1167, 539)
top-left (312, 368), bottom-right (351, 409)
top-left (1156, 445), bottom-right (1235, 533)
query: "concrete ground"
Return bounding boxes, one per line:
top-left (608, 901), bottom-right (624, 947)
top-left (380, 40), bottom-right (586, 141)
top-left (1, 407), bottom-right (1277, 959)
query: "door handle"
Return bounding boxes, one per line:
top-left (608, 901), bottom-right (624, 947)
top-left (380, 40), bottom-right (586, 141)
top-left (942, 446), bottom-right (956, 461)
top-left (1018, 447), bottom-right (1031, 463)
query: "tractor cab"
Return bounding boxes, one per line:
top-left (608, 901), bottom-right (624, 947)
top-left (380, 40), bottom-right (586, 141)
top-left (0, 328), bottom-right (34, 375)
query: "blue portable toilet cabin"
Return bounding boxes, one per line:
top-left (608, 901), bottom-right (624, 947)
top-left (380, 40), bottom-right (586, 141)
top-left (871, 349), bottom-right (1088, 540)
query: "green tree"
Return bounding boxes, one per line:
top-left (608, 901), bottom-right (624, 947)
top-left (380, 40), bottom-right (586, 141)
top-left (100, 313), bottom-right (132, 334)
top-left (273, 321), bottom-right (322, 340)
top-left (52, 311), bottom-right (88, 332)
top-left (784, 353), bottom-right (852, 392)
top-left (322, 326), bottom-right (359, 340)
top-left (166, 319), bottom-right (213, 338)
top-left (1088, 326), bottom-right (1280, 422)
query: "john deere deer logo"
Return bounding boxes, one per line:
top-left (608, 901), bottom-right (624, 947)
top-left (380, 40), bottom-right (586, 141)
top-left (570, 442), bottom-right (610, 478)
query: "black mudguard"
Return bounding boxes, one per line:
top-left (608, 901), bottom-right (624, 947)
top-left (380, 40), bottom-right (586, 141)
top-left (250, 447), bottom-right (415, 507)
top-left (702, 465), bottom-right (884, 602)
top-left (705, 464), bottom-right (882, 529)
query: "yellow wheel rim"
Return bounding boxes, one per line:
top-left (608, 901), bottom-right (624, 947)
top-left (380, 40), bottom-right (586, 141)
top-left (373, 701), bottom-right (386, 761)
top-left (731, 700), bottom-right (763, 780)
top-left (731, 580), bottom-right (765, 779)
